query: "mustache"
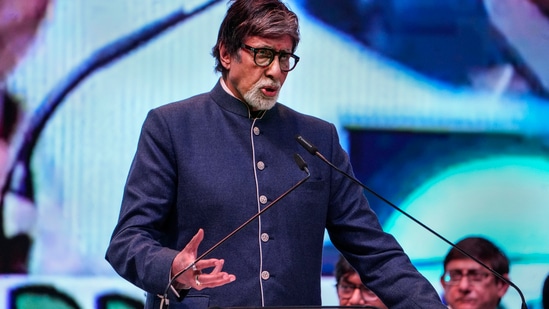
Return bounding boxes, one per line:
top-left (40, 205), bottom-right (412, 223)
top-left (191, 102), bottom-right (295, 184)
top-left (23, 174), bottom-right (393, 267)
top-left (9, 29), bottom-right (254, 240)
top-left (255, 79), bottom-right (281, 89)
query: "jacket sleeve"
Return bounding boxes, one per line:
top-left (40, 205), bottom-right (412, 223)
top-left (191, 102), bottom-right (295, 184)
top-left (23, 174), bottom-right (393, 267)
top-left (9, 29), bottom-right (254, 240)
top-left (105, 109), bottom-right (183, 299)
top-left (323, 124), bottom-right (446, 309)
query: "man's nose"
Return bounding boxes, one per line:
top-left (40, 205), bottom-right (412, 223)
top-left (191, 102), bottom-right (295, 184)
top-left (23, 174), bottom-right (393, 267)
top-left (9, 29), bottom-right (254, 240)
top-left (264, 55), bottom-right (286, 77)
top-left (348, 288), bottom-right (366, 305)
top-left (457, 275), bottom-right (473, 289)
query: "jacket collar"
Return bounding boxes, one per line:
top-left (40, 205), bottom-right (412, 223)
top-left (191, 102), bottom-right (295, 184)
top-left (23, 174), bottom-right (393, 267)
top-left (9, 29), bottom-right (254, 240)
top-left (211, 79), bottom-right (269, 119)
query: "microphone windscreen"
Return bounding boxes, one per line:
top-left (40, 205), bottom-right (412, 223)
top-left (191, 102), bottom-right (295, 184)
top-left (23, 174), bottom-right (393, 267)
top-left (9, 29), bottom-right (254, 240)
top-left (293, 153), bottom-right (308, 171)
top-left (295, 135), bottom-right (318, 155)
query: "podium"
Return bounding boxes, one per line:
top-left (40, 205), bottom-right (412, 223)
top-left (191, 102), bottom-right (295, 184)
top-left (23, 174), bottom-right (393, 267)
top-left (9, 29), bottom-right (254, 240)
top-left (214, 306), bottom-right (380, 309)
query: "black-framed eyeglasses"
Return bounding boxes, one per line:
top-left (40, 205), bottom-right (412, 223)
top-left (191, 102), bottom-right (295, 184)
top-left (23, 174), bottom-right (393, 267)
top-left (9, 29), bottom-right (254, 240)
top-left (241, 44), bottom-right (300, 72)
top-left (336, 282), bottom-right (379, 300)
top-left (442, 269), bottom-right (492, 286)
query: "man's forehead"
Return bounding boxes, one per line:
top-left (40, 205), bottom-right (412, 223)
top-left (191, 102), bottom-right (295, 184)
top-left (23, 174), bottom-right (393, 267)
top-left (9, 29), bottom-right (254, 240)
top-left (446, 258), bottom-right (489, 270)
top-left (341, 272), bottom-right (362, 283)
top-left (243, 35), bottom-right (293, 49)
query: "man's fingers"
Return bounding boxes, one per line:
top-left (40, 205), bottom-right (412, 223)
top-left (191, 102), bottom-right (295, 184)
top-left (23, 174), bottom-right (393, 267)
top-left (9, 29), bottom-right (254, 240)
top-left (191, 259), bottom-right (235, 290)
top-left (184, 228), bottom-right (204, 253)
top-left (193, 272), bottom-right (236, 290)
top-left (195, 259), bottom-right (224, 274)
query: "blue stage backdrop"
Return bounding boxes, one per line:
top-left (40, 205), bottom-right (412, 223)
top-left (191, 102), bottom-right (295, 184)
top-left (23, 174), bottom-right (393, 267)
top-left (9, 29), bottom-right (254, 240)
top-left (2, 1), bottom-right (548, 308)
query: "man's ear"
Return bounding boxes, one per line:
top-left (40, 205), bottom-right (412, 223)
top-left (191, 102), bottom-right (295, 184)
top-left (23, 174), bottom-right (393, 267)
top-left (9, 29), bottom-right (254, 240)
top-left (496, 273), bottom-right (510, 298)
top-left (440, 276), bottom-right (448, 290)
top-left (219, 43), bottom-right (231, 70)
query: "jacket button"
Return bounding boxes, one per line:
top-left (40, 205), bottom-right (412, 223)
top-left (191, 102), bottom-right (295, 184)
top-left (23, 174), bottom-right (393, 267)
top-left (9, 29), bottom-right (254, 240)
top-left (261, 233), bottom-right (269, 242)
top-left (257, 161), bottom-right (265, 170)
top-left (253, 127), bottom-right (260, 136)
top-left (259, 195), bottom-right (268, 204)
top-left (261, 271), bottom-right (270, 280)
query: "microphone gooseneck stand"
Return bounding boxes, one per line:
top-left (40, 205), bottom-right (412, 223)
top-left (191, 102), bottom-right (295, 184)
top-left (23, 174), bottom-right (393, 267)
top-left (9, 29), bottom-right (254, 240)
top-left (295, 135), bottom-right (527, 309)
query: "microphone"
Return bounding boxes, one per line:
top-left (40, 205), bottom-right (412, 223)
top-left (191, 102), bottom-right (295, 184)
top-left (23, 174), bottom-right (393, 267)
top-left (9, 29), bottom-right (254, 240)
top-left (295, 135), bottom-right (527, 309)
top-left (160, 153), bottom-right (311, 308)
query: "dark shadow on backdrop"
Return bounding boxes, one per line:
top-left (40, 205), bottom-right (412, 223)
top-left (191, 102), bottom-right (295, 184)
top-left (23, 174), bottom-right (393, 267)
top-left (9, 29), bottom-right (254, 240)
top-left (301, 0), bottom-right (549, 98)
top-left (9, 284), bottom-right (81, 309)
top-left (347, 128), bottom-right (549, 224)
top-left (96, 293), bottom-right (144, 309)
top-left (320, 128), bottom-right (549, 274)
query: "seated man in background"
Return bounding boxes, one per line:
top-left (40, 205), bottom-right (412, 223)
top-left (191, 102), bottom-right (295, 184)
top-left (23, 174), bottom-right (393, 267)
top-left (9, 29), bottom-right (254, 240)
top-left (334, 255), bottom-right (388, 308)
top-left (440, 236), bottom-right (510, 309)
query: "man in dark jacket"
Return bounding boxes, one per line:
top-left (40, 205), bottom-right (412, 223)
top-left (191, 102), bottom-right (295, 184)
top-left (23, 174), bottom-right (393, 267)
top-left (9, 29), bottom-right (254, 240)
top-left (106, 1), bottom-right (447, 308)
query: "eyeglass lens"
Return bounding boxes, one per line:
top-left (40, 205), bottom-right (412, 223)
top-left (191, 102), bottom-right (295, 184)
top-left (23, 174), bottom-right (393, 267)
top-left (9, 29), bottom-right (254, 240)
top-left (243, 45), bottom-right (298, 72)
top-left (443, 269), bottom-right (491, 285)
top-left (337, 283), bottom-right (378, 300)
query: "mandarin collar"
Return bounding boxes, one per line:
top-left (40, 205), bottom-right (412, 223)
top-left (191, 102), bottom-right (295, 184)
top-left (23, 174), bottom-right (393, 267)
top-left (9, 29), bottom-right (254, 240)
top-left (210, 80), bottom-right (270, 119)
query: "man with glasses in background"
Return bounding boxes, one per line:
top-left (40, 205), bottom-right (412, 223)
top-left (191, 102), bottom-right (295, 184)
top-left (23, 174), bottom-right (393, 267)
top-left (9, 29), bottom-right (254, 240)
top-left (440, 236), bottom-right (510, 309)
top-left (334, 255), bottom-right (388, 308)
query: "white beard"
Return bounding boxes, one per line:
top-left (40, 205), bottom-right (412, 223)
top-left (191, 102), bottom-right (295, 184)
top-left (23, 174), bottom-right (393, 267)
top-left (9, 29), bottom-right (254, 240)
top-left (243, 79), bottom-right (280, 110)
